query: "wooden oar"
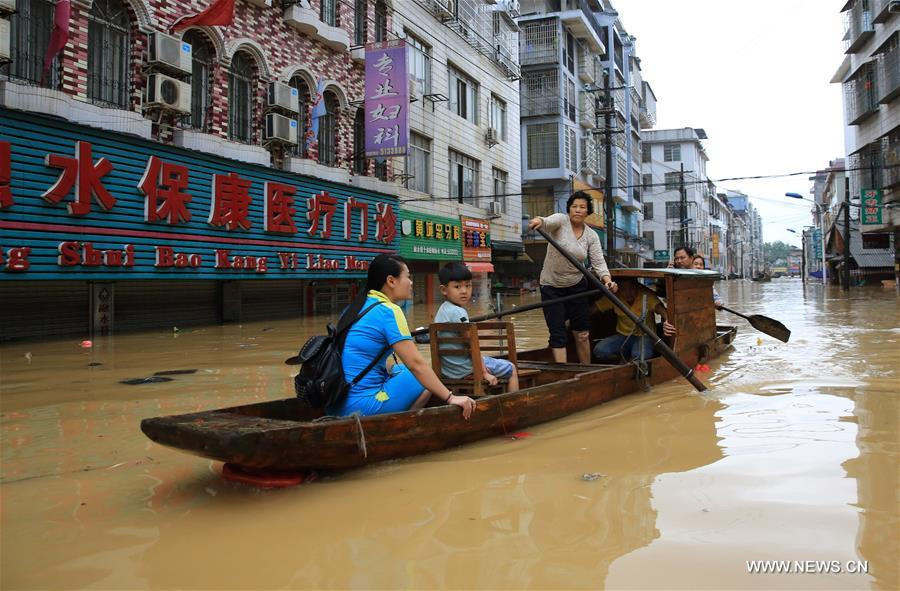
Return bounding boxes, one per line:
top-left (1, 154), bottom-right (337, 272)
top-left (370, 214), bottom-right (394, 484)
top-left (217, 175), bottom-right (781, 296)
top-left (536, 227), bottom-right (707, 393)
top-left (718, 306), bottom-right (791, 343)
top-left (410, 289), bottom-right (603, 337)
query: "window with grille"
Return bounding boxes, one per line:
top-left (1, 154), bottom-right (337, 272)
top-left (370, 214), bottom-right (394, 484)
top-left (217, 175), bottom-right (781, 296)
top-left (663, 143), bottom-right (681, 162)
top-left (374, 0), bottom-right (388, 42)
top-left (664, 172), bottom-right (680, 191)
top-left (87, 0), bottom-right (131, 108)
top-left (353, 110), bottom-right (366, 174)
top-left (642, 143), bottom-right (651, 163)
top-left (321, 0), bottom-right (336, 27)
top-left (228, 53), bottom-right (254, 143)
top-left (407, 32), bottom-right (432, 95)
top-left (449, 149), bottom-right (480, 204)
top-left (527, 123), bottom-right (558, 169)
top-left (1, 0), bottom-right (56, 86)
top-left (406, 132), bottom-right (431, 193)
top-left (666, 201), bottom-right (684, 219)
top-left (520, 18), bottom-right (558, 66)
top-left (490, 95), bottom-right (507, 141)
top-left (642, 173), bottom-right (652, 191)
top-left (644, 202), bottom-right (653, 220)
top-left (448, 65), bottom-right (478, 124)
top-left (564, 31), bottom-right (575, 74)
top-left (290, 76), bottom-right (310, 157)
top-left (565, 79), bottom-right (576, 121)
top-left (354, 0), bottom-right (367, 45)
top-left (643, 230), bottom-right (654, 248)
top-left (522, 69), bottom-right (559, 116)
top-left (492, 168), bottom-right (508, 213)
top-left (564, 126), bottom-right (577, 171)
top-left (183, 30), bottom-right (213, 131)
top-left (318, 92), bottom-right (339, 166)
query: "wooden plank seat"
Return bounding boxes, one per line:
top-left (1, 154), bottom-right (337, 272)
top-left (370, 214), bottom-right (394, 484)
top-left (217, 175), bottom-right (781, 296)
top-left (428, 321), bottom-right (539, 397)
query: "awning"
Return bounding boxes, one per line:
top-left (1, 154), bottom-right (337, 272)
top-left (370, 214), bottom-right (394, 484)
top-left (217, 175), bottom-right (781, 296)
top-left (465, 262), bottom-right (495, 273)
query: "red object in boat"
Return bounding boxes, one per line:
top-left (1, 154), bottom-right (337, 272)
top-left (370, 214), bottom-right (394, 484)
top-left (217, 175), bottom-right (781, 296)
top-left (510, 432), bottom-right (532, 439)
top-left (221, 463), bottom-right (305, 488)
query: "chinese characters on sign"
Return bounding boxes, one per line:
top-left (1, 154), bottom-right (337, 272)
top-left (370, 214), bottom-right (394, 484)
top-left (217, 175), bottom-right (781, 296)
top-left (861, 189), bottom-right (882, 225)
top-left (364, 40), bottom-right (409, 158)
top-left (461, 217), bottom-right (491, 261)
top-left (0, 139), bottom-right (398, 275)
top-left (399, 211), bottom-right (462, 260)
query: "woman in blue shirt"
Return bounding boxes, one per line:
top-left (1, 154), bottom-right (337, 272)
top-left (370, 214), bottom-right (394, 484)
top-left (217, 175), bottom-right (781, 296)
top-left (329, 254), bottom-right (477, 419)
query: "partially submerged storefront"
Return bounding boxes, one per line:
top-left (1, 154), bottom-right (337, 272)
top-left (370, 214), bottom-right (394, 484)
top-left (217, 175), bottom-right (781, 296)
top-left (398, 211), bottom-right (462, 307)
top-left (0, 109), bottom-right (399, 340)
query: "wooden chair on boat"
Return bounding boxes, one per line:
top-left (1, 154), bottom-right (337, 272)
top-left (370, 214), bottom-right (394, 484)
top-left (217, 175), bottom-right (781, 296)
top-left (428, 321), bottom-right (540, 397)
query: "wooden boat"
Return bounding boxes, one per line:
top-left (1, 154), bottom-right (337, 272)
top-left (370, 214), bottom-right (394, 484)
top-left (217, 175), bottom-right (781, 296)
top-left (140, 269), bottom-right (736, 472)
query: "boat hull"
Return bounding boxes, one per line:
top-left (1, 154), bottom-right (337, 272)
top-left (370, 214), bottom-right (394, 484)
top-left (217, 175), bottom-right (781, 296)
top-left (140, 326), bottom-right (737, 471)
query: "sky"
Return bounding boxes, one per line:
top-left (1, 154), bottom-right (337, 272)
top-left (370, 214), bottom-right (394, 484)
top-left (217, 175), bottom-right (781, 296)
top-left (612, 0), bottom-right (846, 246)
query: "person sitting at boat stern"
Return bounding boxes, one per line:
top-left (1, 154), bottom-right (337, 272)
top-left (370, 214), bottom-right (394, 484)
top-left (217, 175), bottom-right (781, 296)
top-left (434, 262), bottom-right (520, 393)
top-left (329, 254), bottom-right (477, 419)
top-left (528, 191), bottom-right (618, 364)
top-left (593, 278), bottom-right (676, 363)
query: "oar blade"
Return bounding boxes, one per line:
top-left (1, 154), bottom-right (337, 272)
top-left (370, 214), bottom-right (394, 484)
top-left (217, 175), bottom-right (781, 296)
top-left (747, 315), bottom-right (791, 343)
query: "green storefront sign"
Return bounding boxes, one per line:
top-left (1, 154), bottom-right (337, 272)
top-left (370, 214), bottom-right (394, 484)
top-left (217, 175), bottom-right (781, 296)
top-left (399, 211), bottom-right (462, 260)
top-left (654, 250), bottom-right (669, 261)
top-left (861, 189), bottom-right (882, 225)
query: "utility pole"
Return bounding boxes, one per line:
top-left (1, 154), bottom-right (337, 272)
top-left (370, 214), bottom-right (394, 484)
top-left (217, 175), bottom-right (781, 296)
top-left (842, 188), bottom-right (851, 291)
top-left (801, 229), bottom-right (807, 284)
top-left (679, 163), bottom-right (687, 248)
top-left (603, 81), bottom-right (615, 263)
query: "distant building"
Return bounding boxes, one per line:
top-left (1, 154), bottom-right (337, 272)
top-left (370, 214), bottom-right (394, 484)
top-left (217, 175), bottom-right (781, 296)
top-left (831, 0), bottom-right (898, 285)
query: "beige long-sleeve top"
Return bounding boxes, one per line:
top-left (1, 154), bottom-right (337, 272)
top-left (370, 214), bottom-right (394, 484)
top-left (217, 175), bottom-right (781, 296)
top-left (539, 213), bottom-right (611, 288)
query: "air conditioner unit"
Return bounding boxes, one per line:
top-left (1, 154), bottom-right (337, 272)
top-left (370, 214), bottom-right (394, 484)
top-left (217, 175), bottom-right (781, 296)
top-left (485, 128), bottom-right (499, 147)
top-left (145, 73), bottom-right (191, 114)
top-left (0, 0), bottom-right (14, 14)
top-left (267, 81), bottom-right (299, 114)
top-left (488, 201), bottom-right (503, 216)
top-left (148, 32), bottom-right (192, 75)
top-left (0, 19), bottom-right (9, 62)
top-left (265, 112), bottom-right (298, 145)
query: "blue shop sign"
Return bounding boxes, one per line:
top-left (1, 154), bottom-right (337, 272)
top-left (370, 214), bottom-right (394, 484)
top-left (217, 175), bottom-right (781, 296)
top-left (0, 108), bottom-right (398, 279)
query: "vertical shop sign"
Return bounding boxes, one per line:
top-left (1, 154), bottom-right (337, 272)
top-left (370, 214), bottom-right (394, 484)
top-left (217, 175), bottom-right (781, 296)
top-left (364, 39), bottom-right (409, 158)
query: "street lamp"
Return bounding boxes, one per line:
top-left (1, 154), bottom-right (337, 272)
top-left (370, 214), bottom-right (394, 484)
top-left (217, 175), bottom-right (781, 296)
top-left (786, 192), bottom-right (827, 285)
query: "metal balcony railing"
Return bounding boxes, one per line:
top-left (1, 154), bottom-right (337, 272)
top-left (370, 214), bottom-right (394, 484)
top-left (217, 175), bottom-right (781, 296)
top-left (845, 62), bottom-right (880, 125)
top-left (520, 19), bottom-right (558, 67)
top-left (521, 70), bottom-right (560, 117)
top-left (878, 37), bottom-right (899, 103)
top-left (846, 2), bottom-right (874, 54)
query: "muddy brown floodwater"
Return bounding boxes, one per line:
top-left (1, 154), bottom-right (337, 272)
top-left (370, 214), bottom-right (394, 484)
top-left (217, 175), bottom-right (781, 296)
top-left (1, 279), bottom-right (898, 590)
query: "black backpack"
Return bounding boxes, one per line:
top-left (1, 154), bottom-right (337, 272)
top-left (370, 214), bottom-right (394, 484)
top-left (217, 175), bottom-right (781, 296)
top-left (287, 302), bottom-right (390, 409)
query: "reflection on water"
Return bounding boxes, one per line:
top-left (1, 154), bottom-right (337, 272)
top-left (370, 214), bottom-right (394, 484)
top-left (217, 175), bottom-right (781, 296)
top-left (1, 279), bottom-right (897, 589)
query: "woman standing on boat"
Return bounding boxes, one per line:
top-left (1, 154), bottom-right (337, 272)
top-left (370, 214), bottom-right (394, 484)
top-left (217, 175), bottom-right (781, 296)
top-left (528, 191), bottom-right (618, 364)
top-left (328, 254), bottom-right (477, 419)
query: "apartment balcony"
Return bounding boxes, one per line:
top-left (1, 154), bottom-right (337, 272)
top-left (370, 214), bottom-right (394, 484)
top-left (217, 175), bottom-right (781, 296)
top-left (878, 38), bottom-right (899, 104)
top-left (845, 2), bottom-right (874, 54)
top-left (640, 80), bottom-right (657, 129)
top-left (845, 64), bottom-right (879, 125)
top-left (559, 0), bottom-right (605, 54)
top-left (577, 48), bottom-right (595, 84)
top-left (519, 18), bottom-right (559, 67)
top-left (871, 0), bottom-right (897, 23)
top-left (578, 92), bottom-right (596, 129)
top-left (283, 4), bottom-right (349, 52)
top-left (580, 136), bottom-right (599, 175)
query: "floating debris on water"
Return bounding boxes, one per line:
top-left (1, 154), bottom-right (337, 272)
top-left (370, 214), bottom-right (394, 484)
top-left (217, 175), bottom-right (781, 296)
top-left (120, 376), bottom-right (174, 385)
top-left (153, 369), bottom-right (198, 376)
top-left (581, 472), bottom-right (605, 482)
top-left (88, 362), bottom-right (103, 367)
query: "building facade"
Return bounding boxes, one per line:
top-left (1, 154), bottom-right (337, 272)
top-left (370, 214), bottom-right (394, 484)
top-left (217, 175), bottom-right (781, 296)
top-left (0, 0), bottom-right (524, 339)
top-left (641, 127), bottom-right (730, 273)
top-left (831, 0), bottom-right (898, 285)
top-left (517, 0), bottom-right (655, 271)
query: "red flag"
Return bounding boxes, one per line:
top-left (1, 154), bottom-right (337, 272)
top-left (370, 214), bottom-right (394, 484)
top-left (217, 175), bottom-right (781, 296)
top-left (43, 0), bottom-right (70, 77)
top-left (170, 0), bottom-right (235, 32)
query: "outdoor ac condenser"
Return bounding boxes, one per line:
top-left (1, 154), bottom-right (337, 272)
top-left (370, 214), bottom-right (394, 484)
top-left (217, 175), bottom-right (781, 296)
top-left (146, 73), bottom-right (192, 115)
top-left (148, 32), bottom-right (192, 76)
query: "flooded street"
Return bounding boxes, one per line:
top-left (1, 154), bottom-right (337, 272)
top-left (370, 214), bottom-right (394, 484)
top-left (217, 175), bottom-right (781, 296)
top-left (1, 279), bottom-right (898, 590)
